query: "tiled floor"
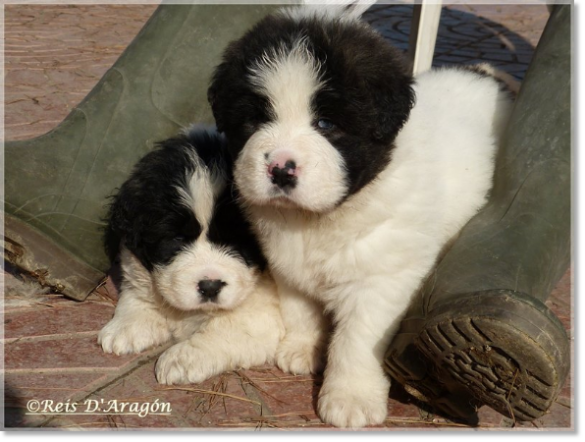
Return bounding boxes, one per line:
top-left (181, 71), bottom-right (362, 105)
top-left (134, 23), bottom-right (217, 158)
top-left (3, 3), bottom-right (572, 431)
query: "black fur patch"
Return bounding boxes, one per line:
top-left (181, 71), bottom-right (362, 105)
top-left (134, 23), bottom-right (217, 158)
top-left (208, 13), bottom-right (415, 198)
top-left (104, 128), bottom-right (265, 272)
top-left (207, 186), bottom-right (267, 270)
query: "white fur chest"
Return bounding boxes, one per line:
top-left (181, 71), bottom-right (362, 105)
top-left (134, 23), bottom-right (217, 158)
top-left (249, 178), bottom-right (448, 303)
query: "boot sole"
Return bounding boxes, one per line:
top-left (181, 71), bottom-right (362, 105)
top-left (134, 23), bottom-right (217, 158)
top-left (415, 290), bottom-right (570, 421)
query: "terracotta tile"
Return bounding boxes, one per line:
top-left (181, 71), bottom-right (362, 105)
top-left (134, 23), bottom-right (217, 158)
top-left (235, 365), bottom-right (320, 425)
top-left (169, 374), bottom-right (262, 428)
top-left (79, 376), bottom-right (182, 429)
top-left (43, 413), bottom-right (137, 430)
top-left (4, 302), bottom-right (115, 340)
top-left (477, 405), bottom-right (508, 428)
top-left (129, 362), bottom-right (262, 428)
top-left (4, 372), bottom-right (108, 407)
top-left (4, 335), bottom-right (145, 371)
top-left (122, 361), bottom-right (207, 427)
top-left (4, 4), bottom-right (158, 141)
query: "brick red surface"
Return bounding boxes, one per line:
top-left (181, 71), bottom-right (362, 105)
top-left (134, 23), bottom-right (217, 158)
top-left (4, 4), bottom-right (160, 141)
top-left (129, 362), bottom-right (263, 428)
top-left (235, 366), bottom-right (323, 427)
top-left (5, 372), bottom-right (108, 409)
top-left (4, 301), bottom-right (114, 340)
top-left (3, 3), bottom-right (571, 431)
top-left (5, 335), bottom-right (150, 371)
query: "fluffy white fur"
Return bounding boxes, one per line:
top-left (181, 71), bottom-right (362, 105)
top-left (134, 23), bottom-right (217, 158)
top-left (235, 66), bottom-right (513, 427)
top-left (98, 247), bottom-right (284, 384)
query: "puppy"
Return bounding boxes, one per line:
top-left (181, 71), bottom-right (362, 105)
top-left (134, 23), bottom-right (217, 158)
top-left (98, 126), bottom-right (284, 385)
top-left (208, 4), bottom-right (514, 428)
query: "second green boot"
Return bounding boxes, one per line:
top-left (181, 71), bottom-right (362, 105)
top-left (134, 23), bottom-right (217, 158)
top-left (384, 5), bottom-right (571, 424)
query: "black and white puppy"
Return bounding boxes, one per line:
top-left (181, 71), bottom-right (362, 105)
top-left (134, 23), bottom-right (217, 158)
top-left (98, 126), bottom-right (283, 385)
top-left (208, 3), bottom-right (514, 428)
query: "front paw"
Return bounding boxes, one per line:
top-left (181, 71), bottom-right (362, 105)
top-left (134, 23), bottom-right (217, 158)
top-left (155, 341), bottom-right (217, 385)
top-left (98, 315), bottom-right (171, 355)
top-left (318, 376), bottom-right (389, 428)
top-left (275, 334), bottom-right (325, 375)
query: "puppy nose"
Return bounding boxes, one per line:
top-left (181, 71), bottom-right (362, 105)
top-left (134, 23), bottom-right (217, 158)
top-left (197, 279), bottom-right (226, 301)
top-left (269, 160), bottom-right (297, 189)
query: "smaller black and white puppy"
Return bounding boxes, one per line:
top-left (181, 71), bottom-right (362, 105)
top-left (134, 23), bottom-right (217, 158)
top-left (98, 126), bottom-right (283, 385)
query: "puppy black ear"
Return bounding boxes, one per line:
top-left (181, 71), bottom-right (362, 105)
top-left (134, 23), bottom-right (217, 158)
top-left (208, 62), bottom-right (231, 134)
top-left (372, 77), bottom-right (416, 142)
top-left (104, 187), bottom-right (159, 272)
top-left (103, 190), bottom-right (136, 265)
top-left (104, 160), bottom-right (160, 267)
top-left (329, 25), bottom-right (416, 144)
top-left (207, 82), bottom-right (221, 132)
top-left (103, 223), bottom-right (121, 265)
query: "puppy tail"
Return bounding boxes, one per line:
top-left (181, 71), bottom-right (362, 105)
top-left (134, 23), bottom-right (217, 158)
top-left (464, 62), bottom-right (521, 98)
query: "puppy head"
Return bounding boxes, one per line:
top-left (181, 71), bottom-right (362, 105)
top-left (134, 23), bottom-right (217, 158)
top-left (208, 11), bottom-right (415, 213)
top-left (105, 128), bottom-right (266, 312)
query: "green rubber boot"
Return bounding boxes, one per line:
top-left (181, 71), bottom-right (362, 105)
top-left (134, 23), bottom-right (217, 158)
top-left (3, 3), bottom-right (278, 300)
top-left (384, 5), bottom-right (571, 424)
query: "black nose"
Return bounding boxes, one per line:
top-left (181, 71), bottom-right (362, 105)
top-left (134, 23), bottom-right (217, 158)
top-left (270, 160), bottom-right (297, 189)
top-left (198, 279), bottom-right (226, 301)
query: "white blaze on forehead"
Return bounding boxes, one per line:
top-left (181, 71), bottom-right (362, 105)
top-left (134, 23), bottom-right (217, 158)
top-left (177, 153), bottom-right (226, 229)
top-left (249, 39), bottom-right (324, 125)
top-left (238, 39), bottom-right (350, 213)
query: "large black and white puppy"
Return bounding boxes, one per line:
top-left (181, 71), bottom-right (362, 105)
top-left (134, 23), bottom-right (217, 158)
top-left (98, 126), bottom-right (284, 385)
top-left (208, 3), bottom-right (514, 428)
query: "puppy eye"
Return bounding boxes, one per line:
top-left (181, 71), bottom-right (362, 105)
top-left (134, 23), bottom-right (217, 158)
top-left (317, 118), bottom-right (335, 130)
top-left (174, 231), bottom-right (198, 243)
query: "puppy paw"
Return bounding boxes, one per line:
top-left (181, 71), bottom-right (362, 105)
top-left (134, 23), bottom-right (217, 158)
top-left (317, 378), bottom-right (388, 428)
top-left (98, 315), bottom-right (171, 355)
top-left (155, 341), bottom-right (217, 385)
top-left (275, 335), bottom-right (324, 375)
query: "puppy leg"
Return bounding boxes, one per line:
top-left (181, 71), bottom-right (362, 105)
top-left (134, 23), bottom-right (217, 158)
top-left (317, 280), bottom-right (408, 428)
top-left (156, 278), bottom-right (284, 384)
top-left (274, 273), bottom-right (329, 375)
top-left (98, 250), bottom-right (172, 355)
